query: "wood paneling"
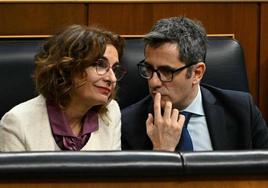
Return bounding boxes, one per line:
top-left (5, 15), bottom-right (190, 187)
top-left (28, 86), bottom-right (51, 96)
top-left (260, 3), bottom-right (268, 121)
top-left (88, 3), bottom-right (259, 105)
top-left (0, 178), bottom-right (268, 188)
top-left (88, 3), bottom-right (153, 35)
top-left (0, 3), bottom-right (88, 35)
top-left (0, 2), bottom-right (266, 120)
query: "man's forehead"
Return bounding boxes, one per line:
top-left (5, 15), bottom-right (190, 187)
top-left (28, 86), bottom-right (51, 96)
top-left (144, 43), bottom-right (182, 66)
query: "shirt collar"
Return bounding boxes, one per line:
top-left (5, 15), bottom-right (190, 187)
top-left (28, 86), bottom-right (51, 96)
top-left (183, 85), bottom-right (205, 116)
top-left (46, 101), bottom-right (99, 137)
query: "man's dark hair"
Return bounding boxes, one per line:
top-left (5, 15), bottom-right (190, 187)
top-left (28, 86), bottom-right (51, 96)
top-left (144, 16), bottom-right (207, 66)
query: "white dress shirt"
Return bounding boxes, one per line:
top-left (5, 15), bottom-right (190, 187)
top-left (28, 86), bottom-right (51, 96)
top-left (182, 85), bottom-right (213, 151)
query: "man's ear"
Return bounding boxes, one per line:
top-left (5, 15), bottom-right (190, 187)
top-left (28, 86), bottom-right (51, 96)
top-left (193, 62), bottom-right (206, 84)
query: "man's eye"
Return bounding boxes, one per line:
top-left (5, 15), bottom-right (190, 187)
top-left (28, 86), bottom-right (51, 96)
top-left (159, 67), bottom-right (172, 74)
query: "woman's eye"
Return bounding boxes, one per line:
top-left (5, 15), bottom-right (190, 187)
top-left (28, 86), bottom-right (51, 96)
top-left (97, 60), bottom-right (108, 68)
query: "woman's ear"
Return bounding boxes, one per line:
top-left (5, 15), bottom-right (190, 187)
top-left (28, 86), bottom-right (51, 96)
top-left (193, 62), bottom-right (206, 84)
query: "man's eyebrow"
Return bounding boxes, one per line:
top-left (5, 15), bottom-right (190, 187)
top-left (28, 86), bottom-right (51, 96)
top-left (143, 61), bottom-right (175, 70)
top-left (158, 65), bottom-right (175, 69)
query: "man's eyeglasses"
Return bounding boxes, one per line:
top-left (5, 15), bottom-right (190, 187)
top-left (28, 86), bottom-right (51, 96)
top-left (92, 58), bottom-right (127, 81)
top-left (137, 60), bottom-right (195, 82)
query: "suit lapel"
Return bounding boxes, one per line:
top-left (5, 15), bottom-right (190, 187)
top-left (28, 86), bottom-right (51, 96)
top-left (35, 95), bottom-right (59, 150)
top-left (201, 86), bottom-right (230, 150)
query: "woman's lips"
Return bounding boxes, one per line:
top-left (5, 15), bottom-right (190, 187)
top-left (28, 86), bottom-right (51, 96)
top-left (96, 86), bottom-right (111, 95)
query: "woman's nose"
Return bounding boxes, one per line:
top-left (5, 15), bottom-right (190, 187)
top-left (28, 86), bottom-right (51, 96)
top-left (104, 68), bottom-right (117, 83)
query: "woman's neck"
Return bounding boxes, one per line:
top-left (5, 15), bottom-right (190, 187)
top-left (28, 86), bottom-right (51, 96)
top-left (63, 99), bottom-right (93, 137)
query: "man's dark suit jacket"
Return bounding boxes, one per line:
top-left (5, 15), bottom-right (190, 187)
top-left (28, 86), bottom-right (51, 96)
top-left (121, 84), bottom-right (268, 150)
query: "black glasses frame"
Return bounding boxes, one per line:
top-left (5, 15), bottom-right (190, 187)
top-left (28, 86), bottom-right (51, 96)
top-left (137, 59), bottom-right (196, 82)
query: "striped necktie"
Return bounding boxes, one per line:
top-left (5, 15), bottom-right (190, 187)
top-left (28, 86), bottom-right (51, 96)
top-left (177, 111), bottom-right (193, 151)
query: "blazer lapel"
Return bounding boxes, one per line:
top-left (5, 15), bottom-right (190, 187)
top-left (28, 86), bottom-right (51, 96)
top-left (201, 86), bottom-right (230, 150)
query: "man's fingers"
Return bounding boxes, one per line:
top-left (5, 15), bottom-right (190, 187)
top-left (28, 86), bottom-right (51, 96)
top-left (163, 101), bottom-right (172, 119)
top-left (178, 114), bottom-right (185, 126)
top-left (146, 113), bottom-right (154, 135)
top-left (153, 93), bottom-right (162, 118)
top-left (170, 108), bottom-right (179, 123)
top-left (146, 113), bottom-right (154, 127)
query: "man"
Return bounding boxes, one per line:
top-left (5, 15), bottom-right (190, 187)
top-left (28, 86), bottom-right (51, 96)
top-left (121, 16), bottom-right (268, 151)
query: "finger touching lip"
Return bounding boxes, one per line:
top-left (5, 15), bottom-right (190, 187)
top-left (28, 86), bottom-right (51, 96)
top-left (153, 92), bottom-right (162, 117)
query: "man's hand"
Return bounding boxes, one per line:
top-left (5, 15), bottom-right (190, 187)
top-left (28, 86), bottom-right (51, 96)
top-left (146, 93), bottom-right (185, 151)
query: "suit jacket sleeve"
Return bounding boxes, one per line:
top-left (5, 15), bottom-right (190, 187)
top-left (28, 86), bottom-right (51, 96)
top-left (249, 95), bottom-right (268, 148)
top-left (0, 111), bottom-right (26, 151)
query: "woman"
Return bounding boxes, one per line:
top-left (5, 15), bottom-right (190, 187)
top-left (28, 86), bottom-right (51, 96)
top-left (0, 25), bottom-right (126, 151)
